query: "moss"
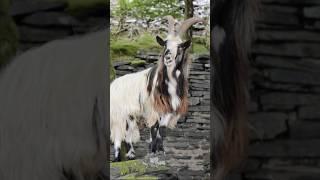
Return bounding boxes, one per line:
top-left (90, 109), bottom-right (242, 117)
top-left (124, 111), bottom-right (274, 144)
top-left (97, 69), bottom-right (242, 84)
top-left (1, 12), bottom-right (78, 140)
top-left (111, 160), bottom-right (148, 176)
top-left (130, 60), bottom-right (146, 67)
top-left (121, 175), bottom-right (158, 180)
top-left (110, 65), bottom-right (116, 81)
top-left (192, 43), bottom-right (208, 54)
top-left (111, 33), bottom-right (161, 62)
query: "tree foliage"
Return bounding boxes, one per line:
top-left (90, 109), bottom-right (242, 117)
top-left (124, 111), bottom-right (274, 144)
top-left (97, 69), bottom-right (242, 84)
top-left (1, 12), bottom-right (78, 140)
top-left (112, 0), bottom-right (183, 27)
top-left (130, 0), bottom-right (182, 21)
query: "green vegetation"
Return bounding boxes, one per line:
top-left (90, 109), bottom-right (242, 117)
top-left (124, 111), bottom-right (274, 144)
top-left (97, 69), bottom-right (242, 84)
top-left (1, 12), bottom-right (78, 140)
top-left (121, 175), bottom-right (158, 180)
top-left (111, 159), bottom-right (168, 179)
top-left (111, 33), bottom-right (161, 62)
top-left (111, 32), bottom-right (209, 62)
top-left (111, 160), bottom-right (148, 175)
top-left (130, 60), bottom-right (146, 67)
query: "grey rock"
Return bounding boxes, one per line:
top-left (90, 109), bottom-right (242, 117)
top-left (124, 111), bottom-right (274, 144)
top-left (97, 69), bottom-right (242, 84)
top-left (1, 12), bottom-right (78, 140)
top-left (299, 105), bottom-right (320, 119)
top-left (249, 112), bottom-right (287, 139)
top-left (304, 6), bottom-right (320, 18)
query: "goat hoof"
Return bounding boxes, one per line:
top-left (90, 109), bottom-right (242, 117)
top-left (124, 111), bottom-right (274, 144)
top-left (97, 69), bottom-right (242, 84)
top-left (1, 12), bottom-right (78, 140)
top-left (126, 152), bottom-right (136, 160)
top-left (150, 138), bottom-right (164, 153)
top-left (113, 156), bottom-right (121, 162)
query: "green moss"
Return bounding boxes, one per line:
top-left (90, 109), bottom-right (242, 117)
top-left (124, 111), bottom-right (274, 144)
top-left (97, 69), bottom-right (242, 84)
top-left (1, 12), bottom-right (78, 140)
top-left (121, 175), bottom-right (158, 180)
top-left (130, 60), bottom-right (146, 67)
top-left (111, 160), bottom-right (148, 176)
top-left (192, 43), bottom-right (208, 54)
top-left (111, 33), bottom-right (161, 62)
top-left (110, 65), bottom-right (116, 81)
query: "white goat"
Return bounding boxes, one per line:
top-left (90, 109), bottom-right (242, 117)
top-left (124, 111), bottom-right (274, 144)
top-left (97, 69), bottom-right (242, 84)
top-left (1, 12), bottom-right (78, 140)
top-left (110, 16), bottom-right (205, 161)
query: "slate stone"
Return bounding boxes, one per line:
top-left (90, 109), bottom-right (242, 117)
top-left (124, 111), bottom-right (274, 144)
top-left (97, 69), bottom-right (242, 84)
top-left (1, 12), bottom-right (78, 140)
top-left (190, 83), bottom-right (209, 89)
top-left (188, 97), bottom-right (200, 106)
top-left (257, 30), bottom-right (320, 42)
top-left (258, 5), bottom-right (299, 26)
top-left (255, 56), bottom-right (320, 72)
top-left (249, 140), bottom-right (320, 157)
top-left (261, 0), bottom-right (320, 5)
top-left (261, 93), bottom-right (320, 110)
top-left (290, 121), bottom-right (320, 138)
top-left (267, 69), bottom-right (320, 85)
top-left (304, 6), bottom-right (320, 18)
top-left (249, 112), bottom-right (287, 139)
top-left (190, 63), bottom-right (204, 70)
top-left (245, 169), bottom-right (320, 180)
top-left (253, 43), bottom-right (320, 58)
top-left (299, 105), bottom-right (320, 119)
top-left (113, 61), bottom-right (131, 67)
top-left (116, 65), bottom-right (135, 71)
top-left (189, 71), bottom-right (210, 75)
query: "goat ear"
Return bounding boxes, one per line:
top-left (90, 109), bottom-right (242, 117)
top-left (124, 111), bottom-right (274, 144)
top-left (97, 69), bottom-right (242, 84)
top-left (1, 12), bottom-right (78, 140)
top-left (156, 36), bottom-right (166, 46)
top-left (180, 40), bottom-right (191, 49)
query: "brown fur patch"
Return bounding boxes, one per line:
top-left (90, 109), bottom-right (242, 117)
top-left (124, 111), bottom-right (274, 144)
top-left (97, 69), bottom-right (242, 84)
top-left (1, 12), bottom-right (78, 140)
top-left (177, 95), bottom-right (188, 114)
top-left (153, 92), bottom-right (172, 113)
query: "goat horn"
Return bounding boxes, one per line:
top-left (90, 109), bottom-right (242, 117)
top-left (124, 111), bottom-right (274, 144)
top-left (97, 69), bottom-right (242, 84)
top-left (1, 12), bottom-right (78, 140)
top-left (164, 15), bottom-right (176, 35)
top-left (178, 17), bottom-right (206, 38)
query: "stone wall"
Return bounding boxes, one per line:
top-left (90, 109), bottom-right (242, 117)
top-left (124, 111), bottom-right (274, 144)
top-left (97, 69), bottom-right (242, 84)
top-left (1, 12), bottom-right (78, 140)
top-left (111, 53), bottom-right (210, 179)
top-left (241, 0), bottom-right (320, 179)
top-left (9, 1), bottom-right (107, 52)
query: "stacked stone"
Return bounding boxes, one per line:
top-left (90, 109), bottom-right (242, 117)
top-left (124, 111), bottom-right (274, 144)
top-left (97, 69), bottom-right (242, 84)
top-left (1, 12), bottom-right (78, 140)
top-left (112, 54), bottom-right (210, 179)
top-left (240, 0), bottom-right (320, 179)
top-left (9, 0), bottom-right (107, 52)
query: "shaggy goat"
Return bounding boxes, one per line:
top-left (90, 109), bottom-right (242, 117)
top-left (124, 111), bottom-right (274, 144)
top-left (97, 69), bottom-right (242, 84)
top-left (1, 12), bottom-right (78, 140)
top-left (211, 0), bottom-right (258, 179)
top-left (0, 31), bottom-right (108, 180)
top-left (110, 16), bottom-right (205, 161)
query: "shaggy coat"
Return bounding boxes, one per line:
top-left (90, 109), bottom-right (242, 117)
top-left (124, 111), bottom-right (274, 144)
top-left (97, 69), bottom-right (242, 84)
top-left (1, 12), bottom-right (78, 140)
top-left (0, 31), bottom-right (108, 180)
top-left (211, 0), bottom-right (258, 179)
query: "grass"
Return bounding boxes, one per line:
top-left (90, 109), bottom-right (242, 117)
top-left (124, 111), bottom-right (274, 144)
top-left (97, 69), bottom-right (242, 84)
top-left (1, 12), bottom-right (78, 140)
top-left (111, 33), bottom-right (162, 62)
top-left (111, 32), bottom-right (209, 63)
top-left (110, 159), bottom-right (168, 179)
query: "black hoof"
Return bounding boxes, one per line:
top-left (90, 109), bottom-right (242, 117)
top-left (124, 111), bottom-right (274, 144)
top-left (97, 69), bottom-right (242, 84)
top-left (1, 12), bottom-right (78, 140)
top-left (113, 156), bottom-right (121, 162)
top-left (127, 156), bottom-right (136, 160)
top-left (150, 138), bottom-right (164, 153)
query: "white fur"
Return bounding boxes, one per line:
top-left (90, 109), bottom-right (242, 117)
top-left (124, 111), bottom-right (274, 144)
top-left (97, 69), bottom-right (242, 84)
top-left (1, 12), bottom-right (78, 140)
top-left (110, 68), bottom-right (159, 146)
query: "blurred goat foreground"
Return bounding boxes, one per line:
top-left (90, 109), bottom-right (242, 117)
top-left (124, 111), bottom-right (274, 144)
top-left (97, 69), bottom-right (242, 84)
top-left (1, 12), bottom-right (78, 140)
top-left (110, 16), bottom-right (206, 162)
top-left (211, 0), bottom-right (258, 179)
top-left (0, 31), bottom-right (108, 180)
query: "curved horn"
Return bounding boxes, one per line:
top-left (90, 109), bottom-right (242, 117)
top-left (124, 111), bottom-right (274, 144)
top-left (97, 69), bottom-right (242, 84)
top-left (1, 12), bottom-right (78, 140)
top-left (178, 17), bottom-right (206, 38)
top-left (164, 15), bottom-right (176, 35)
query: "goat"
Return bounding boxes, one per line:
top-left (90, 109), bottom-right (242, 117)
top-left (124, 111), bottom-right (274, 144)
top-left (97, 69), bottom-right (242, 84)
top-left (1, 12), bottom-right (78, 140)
top-left (110, 16), bottom-right (205, 161)
top-left (211, 0), bottom-right (258, 179)
top-left (0, 31), bottom-right (108, 180)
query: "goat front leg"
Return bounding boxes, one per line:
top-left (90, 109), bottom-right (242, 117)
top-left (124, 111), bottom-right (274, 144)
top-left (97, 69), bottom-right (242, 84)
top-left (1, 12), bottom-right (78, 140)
top-left (113, 138), bottom-right (121, 162)
top-left (149, 121), bottom-right (165, 153)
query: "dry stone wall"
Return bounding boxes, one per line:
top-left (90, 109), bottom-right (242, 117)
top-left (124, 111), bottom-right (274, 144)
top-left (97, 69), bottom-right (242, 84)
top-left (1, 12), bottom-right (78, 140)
top-left (240, 0), bottom-right (320, 180)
